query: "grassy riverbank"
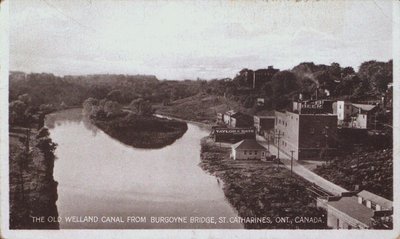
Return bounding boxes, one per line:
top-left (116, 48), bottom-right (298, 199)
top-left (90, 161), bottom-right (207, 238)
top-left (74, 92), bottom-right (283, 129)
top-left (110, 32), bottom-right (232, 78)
top-left (9, 127), bottom-right (59, 229)
top-left (155, 94), bottom-right (252, 124)
top-left (93, 113), bottom-right (188, 149)
top-left (199, 137), bottom-right (327, 229)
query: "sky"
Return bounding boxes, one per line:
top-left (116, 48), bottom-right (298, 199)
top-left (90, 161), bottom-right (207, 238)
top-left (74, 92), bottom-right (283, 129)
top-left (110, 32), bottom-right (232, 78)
top-left (10, 0), bottom-right (393, 80)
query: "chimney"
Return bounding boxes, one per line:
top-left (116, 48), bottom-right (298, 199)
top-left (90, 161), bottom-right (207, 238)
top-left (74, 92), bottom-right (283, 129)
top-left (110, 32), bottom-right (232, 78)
top-left (358, 196), bottom-right (363, 204)
top-left (253, 71), bottom-right (256, 89)
top-left (366, 200), bottom-right (372, 208)
top-left (376, 204), bottom-right (381, 211)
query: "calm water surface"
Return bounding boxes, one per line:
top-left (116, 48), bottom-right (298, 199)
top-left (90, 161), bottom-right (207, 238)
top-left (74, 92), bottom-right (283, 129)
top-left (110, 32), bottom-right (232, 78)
top-left (46, 109), bottom-right (242, 229)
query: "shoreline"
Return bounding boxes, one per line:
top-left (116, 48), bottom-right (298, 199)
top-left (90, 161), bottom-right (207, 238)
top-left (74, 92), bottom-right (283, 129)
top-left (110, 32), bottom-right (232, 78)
top-left (154, 113), bottom-right (213, 130)
top-left (9, 127), bottom-right (59, 229)
top-left (89, 113), bottom-right (188, 149)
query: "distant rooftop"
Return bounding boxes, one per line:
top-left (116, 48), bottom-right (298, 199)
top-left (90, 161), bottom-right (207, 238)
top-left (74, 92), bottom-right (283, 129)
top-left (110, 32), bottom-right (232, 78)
top-left (352, 103), bottom-right (376, 111)
top-left (232, 139), bottom-right (266, 151)
top-left (225, 110), bottom-right (237, 116)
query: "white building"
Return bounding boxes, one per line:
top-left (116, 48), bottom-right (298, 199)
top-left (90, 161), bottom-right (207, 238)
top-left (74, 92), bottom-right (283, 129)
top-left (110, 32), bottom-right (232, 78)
top-left (333, 101), bottom-right (377, 129)
top-left (317, 190), bottom-right (392, 229)
top-left (231, 139), bottom-right (269, 161)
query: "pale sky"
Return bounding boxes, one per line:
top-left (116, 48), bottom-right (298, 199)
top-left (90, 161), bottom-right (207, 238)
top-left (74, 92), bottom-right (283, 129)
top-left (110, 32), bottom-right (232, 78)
top-left (10, 0), bottom-right (393, 80)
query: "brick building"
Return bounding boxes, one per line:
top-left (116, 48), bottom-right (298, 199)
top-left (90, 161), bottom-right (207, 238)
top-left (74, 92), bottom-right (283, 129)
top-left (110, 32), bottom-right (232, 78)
top-left (222, 110), bottom-right (253, 128)
top-left (274, 110), bottom-right (337, 160)
top-left (253, 115), bottom-right (275, 135)
top-left (293, 99), bottom-right (334, 114)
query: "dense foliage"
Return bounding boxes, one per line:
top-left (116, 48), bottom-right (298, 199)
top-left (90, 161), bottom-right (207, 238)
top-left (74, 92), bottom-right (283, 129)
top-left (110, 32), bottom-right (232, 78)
top-left (314, 149), bottom-right (393, 200)
top-left (10, 59), bottom-right (392, 116)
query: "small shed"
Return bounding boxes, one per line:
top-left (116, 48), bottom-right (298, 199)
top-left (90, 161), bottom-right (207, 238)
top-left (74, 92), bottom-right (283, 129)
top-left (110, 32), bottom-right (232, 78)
top-left (231, 139), bottom-right (269, 160)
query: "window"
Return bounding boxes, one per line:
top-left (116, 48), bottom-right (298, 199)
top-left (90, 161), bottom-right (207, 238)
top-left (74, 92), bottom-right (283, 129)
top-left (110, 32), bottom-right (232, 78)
top-left (346, 105), bottom-right (350, 110)
top-left (255, 151), bottom-right (258, 155)
top-left (244, 151), bottom-right (247, 155)
top-left (249, 151), bottom-right (252, 155)
top-left (339, 105), bottom-right (342, 109)
top-left (285, 122), bottom-right (287, 127)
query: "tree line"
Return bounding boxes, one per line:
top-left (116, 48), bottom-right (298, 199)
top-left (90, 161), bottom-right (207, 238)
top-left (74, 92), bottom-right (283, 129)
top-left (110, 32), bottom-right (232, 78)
top-left (9, 59), bottom-right (392, 126)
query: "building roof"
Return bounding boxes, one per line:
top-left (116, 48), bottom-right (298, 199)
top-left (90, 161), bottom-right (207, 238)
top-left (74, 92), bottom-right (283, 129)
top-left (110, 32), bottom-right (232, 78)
top-left (326, 196), bottom-right (374, 227)
top-left (232, 139), bottom-right (266, 151)
top-left (225, 110), bottom-right (237, 116)
top-left (254, 115), bottom-right (275, 119)
top-left (230, 112), bottom-right (252, 120)
top-left (358, 190), bottom-right (393, 210)
top-left (352, 103), bottom-right (376, 111)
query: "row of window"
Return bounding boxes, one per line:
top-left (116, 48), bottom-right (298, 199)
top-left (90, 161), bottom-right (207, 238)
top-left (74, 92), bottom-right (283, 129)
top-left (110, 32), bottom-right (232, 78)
top-left (244, 150), bottom-right (258, 155)
top-left (276, 118), bottom-right (288, 127)
top-left (274, 128), bottom-right (284, 136)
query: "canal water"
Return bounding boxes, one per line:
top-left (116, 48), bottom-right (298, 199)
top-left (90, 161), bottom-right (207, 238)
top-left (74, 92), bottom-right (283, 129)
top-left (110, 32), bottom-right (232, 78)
top-left (45, 109), bottom-right (242, 229)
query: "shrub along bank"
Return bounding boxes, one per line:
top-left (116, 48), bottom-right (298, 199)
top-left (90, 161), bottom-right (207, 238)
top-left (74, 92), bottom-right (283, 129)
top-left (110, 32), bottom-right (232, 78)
top-left (9, 127), bottom-right (59, 229)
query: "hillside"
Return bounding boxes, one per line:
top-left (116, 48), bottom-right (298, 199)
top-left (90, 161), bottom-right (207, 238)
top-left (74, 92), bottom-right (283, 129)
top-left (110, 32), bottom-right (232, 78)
top-left (155, 93), bottom-right (254, 124)
top-left (314, 149), bottom-right (393, 200)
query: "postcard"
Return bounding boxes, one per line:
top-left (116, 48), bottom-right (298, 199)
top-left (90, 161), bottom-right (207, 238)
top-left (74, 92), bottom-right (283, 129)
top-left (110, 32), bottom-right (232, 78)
top-left (0, 0), bottom-right (398, 238)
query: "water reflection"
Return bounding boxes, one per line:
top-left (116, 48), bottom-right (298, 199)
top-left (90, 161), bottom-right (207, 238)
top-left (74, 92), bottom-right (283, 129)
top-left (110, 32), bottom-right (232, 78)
top-left (47, 109), bottom-right (242, 229)
top-left (46, 109), bottom-right (99, 136)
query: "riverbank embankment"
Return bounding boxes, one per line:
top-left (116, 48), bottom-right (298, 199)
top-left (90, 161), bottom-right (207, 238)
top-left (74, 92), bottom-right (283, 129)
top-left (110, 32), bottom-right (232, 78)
top-left (9, 127), bottom-right (59, 229)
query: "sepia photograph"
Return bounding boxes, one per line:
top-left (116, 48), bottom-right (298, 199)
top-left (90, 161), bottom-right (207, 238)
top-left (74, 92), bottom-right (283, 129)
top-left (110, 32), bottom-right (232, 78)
top-left (1, 0), bottom-right (399, 238)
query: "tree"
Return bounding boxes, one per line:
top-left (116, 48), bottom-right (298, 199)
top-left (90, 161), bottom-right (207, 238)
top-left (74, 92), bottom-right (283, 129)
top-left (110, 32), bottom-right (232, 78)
top-left (103, 100), bottom-right (122, 117)
top-left (17, 93), bottom-right (31, 105)
top-left (106, 90), bottom-right (123, 103)
top-left (129, 98), bottom-right (153, 116)
top-left (357, 60), bottom-right (392, 94)
top-left (271, 71), bottom-right (298, 97)
top-left (82, 97), bottom-right (98, 115)
top-left (9, 100), bottom-right (27, 125)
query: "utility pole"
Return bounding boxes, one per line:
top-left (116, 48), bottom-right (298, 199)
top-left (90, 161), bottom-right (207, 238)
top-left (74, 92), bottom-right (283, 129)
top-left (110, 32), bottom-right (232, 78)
top-left (290, 150), bottom-right (295, 177)
top-left (324, 126), bottom-right (329, 161)
top-left (275, 132), bottom-right (283, 169)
